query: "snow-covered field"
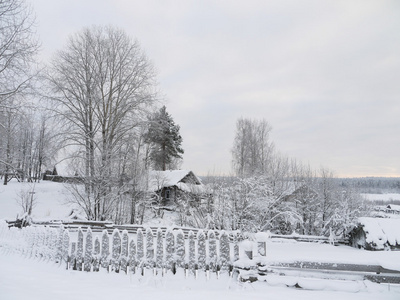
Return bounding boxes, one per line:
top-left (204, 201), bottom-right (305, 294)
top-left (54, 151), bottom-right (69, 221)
top-left (1, 180), bottom-right (400, 299)
top-left (0, 180), bottom-right (75, 221)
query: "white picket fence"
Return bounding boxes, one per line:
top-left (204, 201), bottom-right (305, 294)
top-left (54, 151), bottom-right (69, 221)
top-left (0, 221), bottom-right (268, 277)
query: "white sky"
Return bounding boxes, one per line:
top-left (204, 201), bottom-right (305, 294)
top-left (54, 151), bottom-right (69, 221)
top-left (29, 0), bottom-right (400, 177)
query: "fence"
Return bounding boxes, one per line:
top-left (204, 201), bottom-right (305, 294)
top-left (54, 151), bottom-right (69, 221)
top-left (0, 221), bottom-right (268, 278)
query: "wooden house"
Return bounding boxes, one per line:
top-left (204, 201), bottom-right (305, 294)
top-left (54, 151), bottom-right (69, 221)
top-left (348, 217), bottom-right (400, 251)
top-left (148, 170), bottom-right (206, 207)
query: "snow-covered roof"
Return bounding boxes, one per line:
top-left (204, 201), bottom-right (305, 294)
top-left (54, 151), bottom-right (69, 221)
top-left (148, 170), bottom-right (205, 194)
top-left (357, 217), bottom-right (400, 249)
top-left (387, 204), bottom-right (400, 212)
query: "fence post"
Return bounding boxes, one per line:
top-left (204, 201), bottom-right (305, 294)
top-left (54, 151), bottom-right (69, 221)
top-left (111, 229), bottom-right (121, 273)
top-left (121, 230), bottom-right (129, 274)
top-left (101, 230), bottom-right (110, 270)
top-left (84, 228), bottom-right (93, 272)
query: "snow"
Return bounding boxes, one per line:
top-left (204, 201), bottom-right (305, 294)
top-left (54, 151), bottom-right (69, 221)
top-left (0, 180), bottom-right (76, 221)
top-left (0, 251), bottom-right (399, 300)
top-left (1, 180), bottom-right (400, 299)
top-left (357, 217), bottom-right (400, 249)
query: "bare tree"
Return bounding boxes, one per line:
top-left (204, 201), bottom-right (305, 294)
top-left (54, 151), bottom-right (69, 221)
top-left (46, 26), bottom-right (156, 221)
top-left (232, 118), bottom-right (274, 177)
top-left (0, 0), bottom-right (39, 102)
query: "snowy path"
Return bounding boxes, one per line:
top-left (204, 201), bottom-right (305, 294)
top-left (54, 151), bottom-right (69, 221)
top-left (1, 251), bottom-right (400, 300)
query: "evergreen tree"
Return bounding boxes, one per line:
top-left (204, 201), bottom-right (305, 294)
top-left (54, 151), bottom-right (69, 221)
top-left (145, 106), bottom-right (184, 170)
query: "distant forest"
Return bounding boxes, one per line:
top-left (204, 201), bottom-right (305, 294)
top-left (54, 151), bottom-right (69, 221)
top-left (336, 177), bottom-right (400, 194)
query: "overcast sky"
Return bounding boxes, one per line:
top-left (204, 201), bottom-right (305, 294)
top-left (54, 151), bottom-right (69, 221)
top-left (30, 0), bottom-right (400, 177)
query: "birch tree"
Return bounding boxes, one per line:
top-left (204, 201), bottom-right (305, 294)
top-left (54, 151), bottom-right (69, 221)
top-left (46, 26), bottom-right (156, 221)
top-left (0, 0), bottom-right (39, 102)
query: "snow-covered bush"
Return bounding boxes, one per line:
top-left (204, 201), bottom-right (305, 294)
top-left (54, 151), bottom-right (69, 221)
top-left (197, 230), bottom-right (206, 270)
top-left (155, 228), bottom-right (163, 268)
top-left (101, 230), bottom-right (110, 269)
top-left (175, 229), bottom-right (185, 268)
top-left (111, 229), bottom-right (121, 272)
top-left (84, 228), bottom-right (93, 271)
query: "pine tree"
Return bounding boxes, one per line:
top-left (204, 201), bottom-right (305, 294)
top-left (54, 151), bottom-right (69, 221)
top-left (76, 228), bottom-right (84, 271)
top-left (219, 231), bottom-right (230, 270)
top-left (84, 228), bottom-right (93, 272)
top-left (120, 230), bottom-right (129, 273)
top-left (175, 229), bottom-right (185, 269)
top-left (156, 228), bottom-right (164, 269)
top-left (145, 227), bottom-right (154, 267)
top-left (208, 230), bottom-right (217, 271)
top-left (197, 230), bottom-right (206, 270)
top-left (145, 106), bottom-right (184, 171)
top-left (101, 230), bottom-right (110, 269)
top-left (111, 229), bottom-right (121, 272)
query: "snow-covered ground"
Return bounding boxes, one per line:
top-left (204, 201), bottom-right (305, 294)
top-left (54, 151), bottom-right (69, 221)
top-left (1, 180), bottom-right (400, 299)
top-left (0, 180), bottom-right (75, 221)
top-left (0, 250), bottom-right (399, 300)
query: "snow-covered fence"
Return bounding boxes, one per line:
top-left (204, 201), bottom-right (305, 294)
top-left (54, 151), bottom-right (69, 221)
top-left (0, 220), bottom-right (268, 278)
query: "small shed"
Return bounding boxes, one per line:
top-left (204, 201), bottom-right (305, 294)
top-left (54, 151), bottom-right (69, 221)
top-left (349, 217), bottom-right (400, 251)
